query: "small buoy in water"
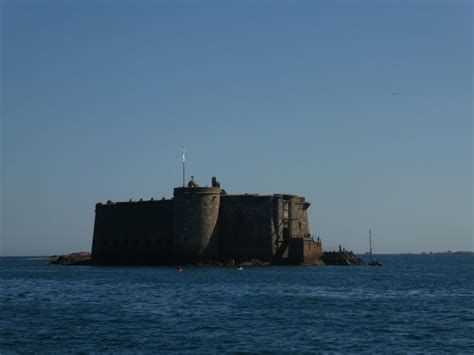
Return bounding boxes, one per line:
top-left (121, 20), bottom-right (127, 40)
top-left (177, 265), bottom-right (183, 272)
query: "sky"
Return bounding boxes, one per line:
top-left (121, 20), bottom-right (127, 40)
top-left (1, 0), bottom-right (472, 256)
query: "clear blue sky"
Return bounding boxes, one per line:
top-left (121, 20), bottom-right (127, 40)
top-left (1, 1), bottom-right (472, 256)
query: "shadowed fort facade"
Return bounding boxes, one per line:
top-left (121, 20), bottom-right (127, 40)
top-left (91, 177), bottom-right (323, 265)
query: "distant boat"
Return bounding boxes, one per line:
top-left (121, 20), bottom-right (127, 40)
top-left (236, 266), bottom-right (243, 271)
top-left (368, 229), bottom-right (382, 267)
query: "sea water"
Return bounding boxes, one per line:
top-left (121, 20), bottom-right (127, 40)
top-left (1, 255), bottom-right (472, 353)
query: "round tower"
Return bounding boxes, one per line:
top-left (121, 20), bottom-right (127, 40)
top-left (172, 186), bottom-right (221, 261)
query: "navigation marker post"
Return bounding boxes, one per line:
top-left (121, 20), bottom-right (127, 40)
top-left (369, 229), bottom-right (372, 263)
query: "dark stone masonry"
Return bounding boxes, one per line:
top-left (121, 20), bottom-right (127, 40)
top-left (91, 177), bottom-right (324, 265)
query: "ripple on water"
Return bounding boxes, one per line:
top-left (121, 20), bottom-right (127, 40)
top-left (0, 255), bottom-right (473, 353)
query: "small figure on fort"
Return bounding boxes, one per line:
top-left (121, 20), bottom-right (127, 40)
top-left (212, 176), bottom-right (221, 188)
top-left (188, 176), bottom-right (199, 188)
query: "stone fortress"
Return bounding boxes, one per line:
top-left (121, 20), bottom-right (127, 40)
top-left (91, 177), bottom-right (323, 265)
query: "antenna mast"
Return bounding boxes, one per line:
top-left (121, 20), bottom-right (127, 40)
top-left (182, 145), bottom-right (185, 187)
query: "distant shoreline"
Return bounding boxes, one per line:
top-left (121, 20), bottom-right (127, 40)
top-left (1, 251), bottom-right (472, 258)
top-left (362, 251), bottom-right (473, 256)
top-left (416, 251), bottom-right (472, 256)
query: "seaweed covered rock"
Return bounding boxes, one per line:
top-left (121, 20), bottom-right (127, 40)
top-left (50, 252), bottom-right (91, 265)
top-left (238, 259), bottom-right (270, 266)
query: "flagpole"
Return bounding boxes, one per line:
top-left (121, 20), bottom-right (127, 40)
top-left (182, 145), bottom-right (185, 187)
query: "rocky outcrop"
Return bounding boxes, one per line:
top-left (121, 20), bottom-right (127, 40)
top-left (49, 252), bottom-right (91, 265)
top-left (322, 246), bottom-right (365, 265)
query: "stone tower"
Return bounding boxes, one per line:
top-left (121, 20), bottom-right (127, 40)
top-left (172, 186), bottom-right (221, 261)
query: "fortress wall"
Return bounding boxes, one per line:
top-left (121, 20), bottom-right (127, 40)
top-left (289, 196), bottom-right (311, 238)
top-left (173, 187), bottom-right (221, 261)
top-left (218, 195), bottom-right (275, 262)
top-left (283, 196), bottom-right (321, 264)
top-left (288, 238), bottom-right (323, 265)
top-left (272, 196), bottom-right (288, 259)
top-left (89, 183), bottom-right (316, 265)
top-left (272, 195), bottom-right (313, 263)
top-left (91, 200), bottom-right (173, 264)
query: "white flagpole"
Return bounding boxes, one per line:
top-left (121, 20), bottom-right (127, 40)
top-left (182, 145), bottom-right (185, 187)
